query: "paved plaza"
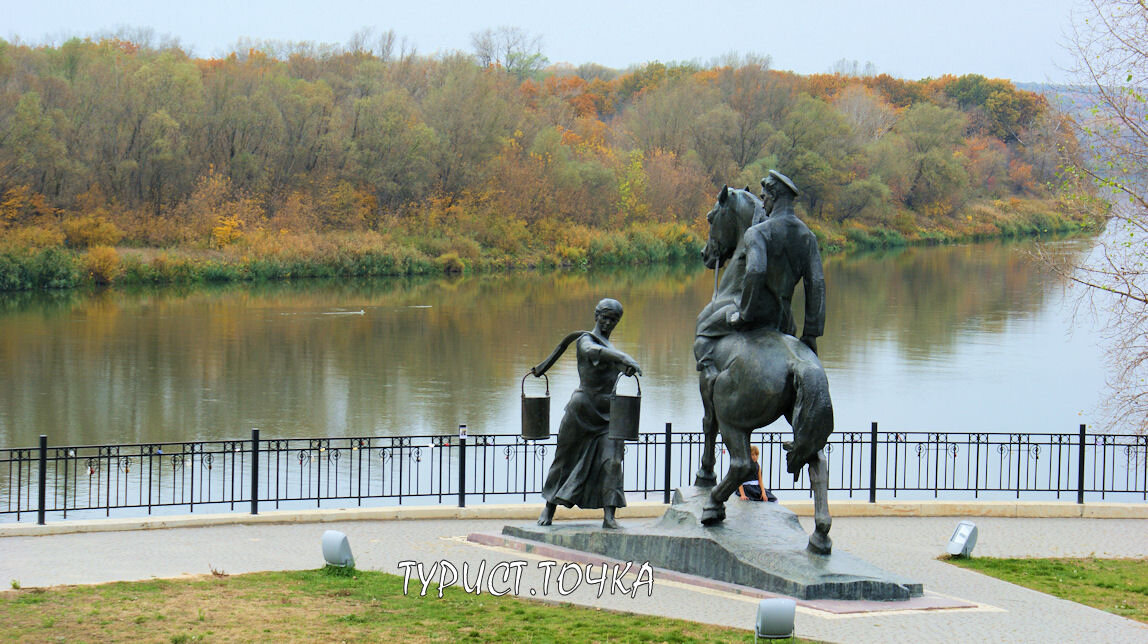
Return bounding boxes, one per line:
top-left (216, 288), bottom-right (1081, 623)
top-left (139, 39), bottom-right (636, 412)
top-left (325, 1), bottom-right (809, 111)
top-left (1, 507), bottom-right (1146, 642)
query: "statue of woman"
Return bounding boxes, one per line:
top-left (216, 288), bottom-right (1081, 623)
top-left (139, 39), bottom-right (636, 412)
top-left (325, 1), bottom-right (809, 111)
top-left (533, 298), bottom-right (642, 529)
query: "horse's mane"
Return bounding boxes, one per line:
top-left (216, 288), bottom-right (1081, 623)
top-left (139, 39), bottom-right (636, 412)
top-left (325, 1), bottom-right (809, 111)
top-left (729, 187), bottom-right (766, 226)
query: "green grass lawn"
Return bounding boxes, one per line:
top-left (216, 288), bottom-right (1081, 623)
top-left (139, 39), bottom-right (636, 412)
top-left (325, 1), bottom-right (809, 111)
top-left (1, 566), bottom-right (817, 643)
top-left (947, 556), bottom-right (1148, 623)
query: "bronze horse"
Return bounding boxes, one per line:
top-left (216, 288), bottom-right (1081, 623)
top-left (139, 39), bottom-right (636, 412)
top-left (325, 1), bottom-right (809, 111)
top-left (693, 186), bottom-right (834, 554)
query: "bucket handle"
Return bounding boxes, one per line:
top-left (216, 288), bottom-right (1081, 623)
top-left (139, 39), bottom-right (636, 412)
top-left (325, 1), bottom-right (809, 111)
top-left (612, 372), bottom-right (641, 396)
top-left (522, 371), bottom-right (549, 397)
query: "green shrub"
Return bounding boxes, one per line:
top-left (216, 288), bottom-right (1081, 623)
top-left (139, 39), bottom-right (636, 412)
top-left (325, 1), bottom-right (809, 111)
top-left (845, 228), bottom-right (877, 249)
top-left (0, 252), bottom-right (31, 290)
top-left (871, 228), bottom-right (907, 247)
top-left (148, 254), bottom-right (198, 283)
top-left (30, 247), bottom-right (79, 289)
top-left (436, 252), bottom-right (465, 274)
top-left (201, 262), bottom-right (241, 282)
top-left (243, 259), bottom-right (289, 281)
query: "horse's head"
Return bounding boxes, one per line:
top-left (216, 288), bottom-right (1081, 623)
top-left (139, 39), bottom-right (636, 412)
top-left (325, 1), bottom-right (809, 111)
top-left (702, 185), bottom-right (760, 269)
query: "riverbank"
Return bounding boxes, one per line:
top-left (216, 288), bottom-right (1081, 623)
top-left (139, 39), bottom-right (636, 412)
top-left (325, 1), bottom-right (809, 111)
top-left (0, 196), bottom-right (1103, 291)
top-left (2, 221), bottom-right (697, 290)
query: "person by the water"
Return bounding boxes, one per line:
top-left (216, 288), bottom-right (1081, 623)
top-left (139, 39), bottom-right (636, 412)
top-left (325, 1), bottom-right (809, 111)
top-left (737, 445), bottom-right (778, 502)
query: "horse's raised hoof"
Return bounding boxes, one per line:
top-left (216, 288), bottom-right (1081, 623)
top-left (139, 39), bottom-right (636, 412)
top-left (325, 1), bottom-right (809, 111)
top-left (693, 468), bottom-right (718, 488)
top-left (806, 531), bottom-right (832, 556)
top-left (700, 504), bottom-right (726, 526)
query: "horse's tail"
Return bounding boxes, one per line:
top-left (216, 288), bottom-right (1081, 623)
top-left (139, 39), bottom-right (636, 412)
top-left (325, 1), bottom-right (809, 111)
top-left (785, 357), bottom-right (834, 477)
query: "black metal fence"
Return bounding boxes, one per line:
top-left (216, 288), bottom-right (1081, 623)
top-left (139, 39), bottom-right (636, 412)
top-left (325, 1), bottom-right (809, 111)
top-left (3, 423), bottom-right (1146, 524)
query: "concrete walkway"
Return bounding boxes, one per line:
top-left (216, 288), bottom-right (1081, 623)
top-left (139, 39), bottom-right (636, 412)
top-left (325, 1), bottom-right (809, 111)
top-left (1, 504), bottom-right (1146, 643)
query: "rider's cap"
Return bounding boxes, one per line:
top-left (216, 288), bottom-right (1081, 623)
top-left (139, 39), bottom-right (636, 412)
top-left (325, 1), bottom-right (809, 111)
top-left (762, 170), bottom-right (799, 197)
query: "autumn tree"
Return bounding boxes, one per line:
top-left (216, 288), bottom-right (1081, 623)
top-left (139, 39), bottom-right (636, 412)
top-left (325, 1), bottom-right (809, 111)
top-left (619, 78), bottom-right (717, 157)
top-left (768, 94), bottom-right (853, 216)
top-left (834, 84), bottom-right (897, 146)
top-left (712, 59), bottom-right (791, 167)
top-left (958, 136), bottom-right (1010, 198)
top-left (943, 74), bottom-right (1045, 143)
top-left (895, 103), bottom-right (970, 214)
top-left (470, 26), bottom-right (548, 82)
top-left (3, 92), bottom-right (69, 199)
top-left (422, 55), bottom-right (521, 197)
top-left (341, 89), bottom-right (437, 211)
top-left (1021, 107), bottom-right (1077, 186)
top-left (643, 149), bottom-right (712, 224)
top-left (864, 73), bottom-right (929, 108)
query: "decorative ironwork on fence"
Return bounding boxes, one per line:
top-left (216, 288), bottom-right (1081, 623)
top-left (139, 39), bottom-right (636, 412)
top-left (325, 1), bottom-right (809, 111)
top-left (3, 423), bottom-right (1145, 524)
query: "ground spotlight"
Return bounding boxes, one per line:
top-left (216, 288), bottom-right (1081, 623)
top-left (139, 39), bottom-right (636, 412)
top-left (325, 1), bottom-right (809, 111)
top-left (321, 530), bottom-right (354, 568)
top-left (755, 597), bottom-right (795, 641)
top-left (946, 520), bottom-right (978, 558)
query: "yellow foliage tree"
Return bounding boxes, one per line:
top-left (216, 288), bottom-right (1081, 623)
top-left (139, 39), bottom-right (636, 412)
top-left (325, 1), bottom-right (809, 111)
top-left (175, 167), bottom-right (264, 245)
top-left (319, 181), bottom-right (377, 231)
top-left (0, 185), bottom-right (56, 228)
top-left (615, 149), bottom-right (650, 227)
top-left (83, 245), bottom-right (122, 284)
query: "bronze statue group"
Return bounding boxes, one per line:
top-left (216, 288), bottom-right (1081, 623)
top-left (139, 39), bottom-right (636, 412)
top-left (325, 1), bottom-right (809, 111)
top-left (530, 170), bottom-right (835, 554)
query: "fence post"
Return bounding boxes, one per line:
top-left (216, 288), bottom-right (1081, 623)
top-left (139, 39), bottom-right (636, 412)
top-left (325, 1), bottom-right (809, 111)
top-left (664, 423), bottom-right (672, 504)
top-left (869, 422), bottom-right (878, 503)
top-left (250, 428), bottom-right (260, 515)
top-left (1077, 423), bottom-right (1086, 504)
top-left (37, 434), bottom-right (47, 525)
top-left (458, 425), bottom-right (468, 508)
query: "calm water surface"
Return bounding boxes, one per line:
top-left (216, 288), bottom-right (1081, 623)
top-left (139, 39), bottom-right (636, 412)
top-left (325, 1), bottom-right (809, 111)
top-left (0, 238), bottom-right (1106, 448)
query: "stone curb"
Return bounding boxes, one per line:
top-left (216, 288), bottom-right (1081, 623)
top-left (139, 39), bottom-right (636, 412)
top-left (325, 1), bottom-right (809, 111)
top-left (0, 502), bottom-right (670, 538)
top-left (788, 499), bottom-right (1148, 519)
top-left (1, 500), bottom-right (1143, 538)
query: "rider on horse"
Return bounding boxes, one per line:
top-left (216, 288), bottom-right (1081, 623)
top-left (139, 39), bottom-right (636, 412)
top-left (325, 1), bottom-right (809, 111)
top-left (695, 170), bottom-right (826, 378)
top-left (691, 171), bottom-right (835, 553)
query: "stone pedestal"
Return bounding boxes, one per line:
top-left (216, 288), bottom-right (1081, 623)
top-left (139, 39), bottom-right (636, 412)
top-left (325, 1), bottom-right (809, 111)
top-left (502, 487), bottom-right (922, 601)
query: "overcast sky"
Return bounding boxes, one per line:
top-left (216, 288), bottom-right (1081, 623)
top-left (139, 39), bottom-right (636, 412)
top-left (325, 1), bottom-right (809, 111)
top-left (5, 0), bottom-right (1084, 83)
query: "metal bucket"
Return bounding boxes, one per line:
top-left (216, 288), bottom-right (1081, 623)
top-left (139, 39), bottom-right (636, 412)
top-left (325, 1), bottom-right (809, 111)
top-left (521, 372), bottom-right (550, 440)
top-left (608, 373), bottom-right (641, 441)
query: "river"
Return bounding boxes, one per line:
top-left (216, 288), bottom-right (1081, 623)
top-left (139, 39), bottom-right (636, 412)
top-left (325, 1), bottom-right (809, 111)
top-left (0, 236), bottom-right (1107, 449)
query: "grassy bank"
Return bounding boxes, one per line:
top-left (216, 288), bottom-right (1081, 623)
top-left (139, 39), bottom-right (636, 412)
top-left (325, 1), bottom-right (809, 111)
top-left (0, 567), bottom-right (814, 643)
top-left (808, 195), bottom-right (1101, 253)
top-left (0, 196), bottom-right (1101, 292)
top-left (947, 556), bottom-right (1148, 623)
top-left (0, 222), bottom-right (702, 291)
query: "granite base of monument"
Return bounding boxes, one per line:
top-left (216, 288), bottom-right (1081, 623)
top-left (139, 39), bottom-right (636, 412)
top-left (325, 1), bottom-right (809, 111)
top-left (501, 487), bottom-right (922, 601)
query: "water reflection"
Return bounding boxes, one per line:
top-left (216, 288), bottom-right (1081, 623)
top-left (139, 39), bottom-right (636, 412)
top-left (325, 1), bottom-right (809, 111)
top-left (0, 238), bottom-right (1105, 448)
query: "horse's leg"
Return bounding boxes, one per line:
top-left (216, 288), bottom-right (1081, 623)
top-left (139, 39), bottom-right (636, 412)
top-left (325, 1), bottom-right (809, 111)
top-left (806, 448), bottom-right (832, 554)
top-left (702, 423), bottom-right (753, 526)
top-left (693, 370), bottom-right (719, 487)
